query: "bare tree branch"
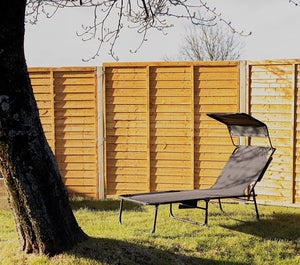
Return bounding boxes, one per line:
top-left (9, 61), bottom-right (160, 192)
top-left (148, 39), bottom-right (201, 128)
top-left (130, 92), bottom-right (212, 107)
top-left (289, 0), bottom-right (300, 6)
top-left (25, 0), bottom-right (251, 61)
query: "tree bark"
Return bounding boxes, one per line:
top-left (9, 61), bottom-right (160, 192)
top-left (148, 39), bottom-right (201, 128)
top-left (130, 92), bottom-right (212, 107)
top-left (0, 1), bottom-right (87, 255)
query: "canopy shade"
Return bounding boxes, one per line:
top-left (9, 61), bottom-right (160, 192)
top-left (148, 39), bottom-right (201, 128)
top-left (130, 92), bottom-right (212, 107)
top-left (207, 113), bottom-right (269, 137)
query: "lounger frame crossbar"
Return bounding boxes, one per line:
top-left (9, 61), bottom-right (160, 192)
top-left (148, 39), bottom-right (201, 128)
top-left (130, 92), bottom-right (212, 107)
top-left (118, 192), bottom-right (261, 233)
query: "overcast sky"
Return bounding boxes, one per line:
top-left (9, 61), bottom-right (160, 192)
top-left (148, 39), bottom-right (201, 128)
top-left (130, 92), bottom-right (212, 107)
top-left (24, 0), bottom-right (300, 67)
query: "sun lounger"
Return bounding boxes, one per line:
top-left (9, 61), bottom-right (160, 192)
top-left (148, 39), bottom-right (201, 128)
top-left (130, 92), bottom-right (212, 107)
top-left (118, 113), bottom-right (276, 233)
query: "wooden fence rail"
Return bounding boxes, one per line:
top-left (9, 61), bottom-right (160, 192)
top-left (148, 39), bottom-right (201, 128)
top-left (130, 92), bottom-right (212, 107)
top-left (0, 60), bottom-right (300, 207)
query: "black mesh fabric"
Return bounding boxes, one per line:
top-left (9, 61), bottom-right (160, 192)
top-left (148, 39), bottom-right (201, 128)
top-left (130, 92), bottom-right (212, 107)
top-left (211, 146), bottom-right (270, 191)
top-left (119, 146), bottom-right (271, 205)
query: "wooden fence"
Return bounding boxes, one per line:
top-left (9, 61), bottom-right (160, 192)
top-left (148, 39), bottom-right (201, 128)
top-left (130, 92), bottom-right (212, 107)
top-left (1, 60), bottom-right (300, 207)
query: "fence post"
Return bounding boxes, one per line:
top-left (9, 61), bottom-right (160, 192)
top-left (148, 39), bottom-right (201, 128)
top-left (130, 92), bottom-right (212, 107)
top-left (50, 69), bottom-right (56, 155)
top-left (191, 65), bottom-right (195, 190)
top-left (239, 60), bottom-right (248, 146)
top-left (97, 67), bottom-right (105, 199)
top-left (292, 64), bottom-right (297, 204)
top-left (239, 60), bottom-right (248, 114)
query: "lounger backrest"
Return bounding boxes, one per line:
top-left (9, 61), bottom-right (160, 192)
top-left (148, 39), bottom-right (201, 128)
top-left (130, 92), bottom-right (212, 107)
top-left (211, 145), bottom-right (272, 193)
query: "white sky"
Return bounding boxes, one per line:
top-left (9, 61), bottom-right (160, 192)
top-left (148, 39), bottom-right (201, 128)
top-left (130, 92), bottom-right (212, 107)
top-left (24, 0), bottom-right (300, 67)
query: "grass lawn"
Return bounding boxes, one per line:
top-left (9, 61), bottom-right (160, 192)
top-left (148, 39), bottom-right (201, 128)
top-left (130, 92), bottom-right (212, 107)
top-left (0, 198), bottom-right (299, 265)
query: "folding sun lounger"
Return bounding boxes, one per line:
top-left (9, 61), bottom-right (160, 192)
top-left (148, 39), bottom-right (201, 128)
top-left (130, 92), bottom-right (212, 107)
top-left (118, 113), bottom-right (276, 233)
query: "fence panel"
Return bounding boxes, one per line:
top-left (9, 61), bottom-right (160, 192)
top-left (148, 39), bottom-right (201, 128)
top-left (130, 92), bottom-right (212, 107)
top-left (149, 65), bottom-right (194, 192)
top-left (248, 61), bottom-right (295, 205)
top-left (104, 66), bottom-right (149, 195)
top-left (194, 64), bottom-right (239, 190)
top-left (53, 69), bottom-right (98, 198)
top-left (103, 62), bottom-right (240, 196)
top-left (29, 67), bottom-right (99, 198)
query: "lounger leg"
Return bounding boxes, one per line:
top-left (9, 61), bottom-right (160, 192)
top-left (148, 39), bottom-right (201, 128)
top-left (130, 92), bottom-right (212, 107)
top-left (218, 199), bottom-right (224, 213)
top-left (118, 199), bottom-right (123, 225)
top-left (169, 203), bottom-right (174, 218)
top-left (151, 205), bottom-right (159, 233)
top-left (253, 195), bottom-right (259, 220)
top-left (204, 200), bottom-right (209, 226)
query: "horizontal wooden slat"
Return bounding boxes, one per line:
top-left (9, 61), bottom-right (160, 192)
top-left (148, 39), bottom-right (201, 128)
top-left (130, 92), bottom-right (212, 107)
top-left (55, 109), bottom-right (96, 117)
top-left (66, 186), bottom-right (97, 194)
top-left (150, 175), bottom-right (192, 184)
top-left (55, 93), bottom-right (95, 101)
top-left (55, 116), bottom-right (96, 125)
top-left (54, 78), bottom-right (95, 85)
top-left (56, 147), bottom-right (96, 155)
top-left (56, 155), bottom-right (97, 163)
top-left (59, 162), bottom-right (96, 171)
top-left (106, 151), bottom-right (147, 160)
top-left (55, 139), bottom-right (95, 148)
top-left (56, 124), bottom-right (96, 132)
top-left (107, 159), bottom-right (148, 168)
top-left (63, 179), bottom-right (97, 186)
top-left (54, 71), bottom-right (95, 78)
top-left (150, 183), bottom-right (191, 191)
top-left (106, 104), bottom-right (147, 113)
top-left (60, 170), bottom-right (97, 179)
top-left (55, 85), bottom-right (95, 93)
top-left (55, 101), bottom-right (96, 109)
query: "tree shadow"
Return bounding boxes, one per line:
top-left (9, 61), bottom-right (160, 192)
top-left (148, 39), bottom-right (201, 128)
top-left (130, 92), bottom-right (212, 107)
top-left (70, 198), bottom-right (143, 212)
top-left (221, 213), bottom-right (300, 241)
top-left (67, 237), bottom-right (247, 265)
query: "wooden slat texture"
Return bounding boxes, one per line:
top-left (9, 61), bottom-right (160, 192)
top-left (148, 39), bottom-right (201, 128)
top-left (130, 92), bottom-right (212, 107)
top-left (28, 67), bottom-right (98, 199)
top-left (193, 64), bottom-right (239, 189)
top-left (149, 65), bottom-right (193, 192)
top-left (22, 60), bottom-right (300, 206)
top-left (29, 70), bottom-right (55, 152)
top-left (105, 66), bottom-right (148, 195)
top-left (53, 69), bottom-right (98, 198)
top-left (249, 63), bottom-right (294, 205)
top-left (104, 62), bottom-right (239, 196)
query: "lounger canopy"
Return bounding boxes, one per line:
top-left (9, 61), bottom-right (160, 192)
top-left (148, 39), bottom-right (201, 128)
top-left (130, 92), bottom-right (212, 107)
top-left (118, 113), bottom-right (276, 233)
top-left (207, 113), bottom-right (273, 146)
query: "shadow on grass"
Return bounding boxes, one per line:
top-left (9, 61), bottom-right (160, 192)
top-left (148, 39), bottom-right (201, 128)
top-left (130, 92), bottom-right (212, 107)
top-left (221, 213), bottom-right (300, 241)
top-left (68, 237), bottom-right (247, 265)
top-left (70, 198), bottom-right (143, 212)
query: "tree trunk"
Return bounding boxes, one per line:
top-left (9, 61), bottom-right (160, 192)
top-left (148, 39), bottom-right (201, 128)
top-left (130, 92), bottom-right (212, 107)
top-left (0, 1), bottom-right (87, 255)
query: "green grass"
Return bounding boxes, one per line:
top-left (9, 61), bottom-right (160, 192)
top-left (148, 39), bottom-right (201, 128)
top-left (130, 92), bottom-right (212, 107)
top-left (0, 199), bottom-right (300, 265)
